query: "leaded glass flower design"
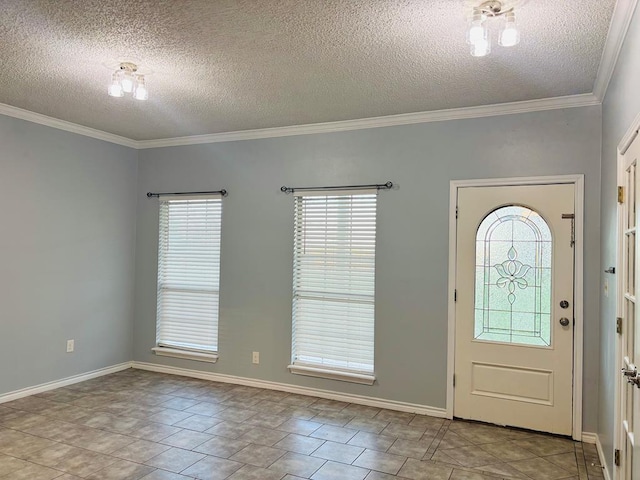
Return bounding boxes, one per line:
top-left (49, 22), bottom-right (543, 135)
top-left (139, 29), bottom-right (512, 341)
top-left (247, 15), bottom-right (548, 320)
top-left (494, 246), bottom-right (531, 305)
top-left (474, 205), bottom-right (552, 346)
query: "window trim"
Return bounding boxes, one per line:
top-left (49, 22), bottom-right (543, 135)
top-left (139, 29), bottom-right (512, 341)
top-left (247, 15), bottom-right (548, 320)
top-left (152, 346), bottom-right (218, 363)
top-left (288, 363), bottom-right (375, 385)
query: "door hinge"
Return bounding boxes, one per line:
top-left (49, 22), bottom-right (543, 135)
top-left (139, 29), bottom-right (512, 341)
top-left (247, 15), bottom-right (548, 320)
top-left (615, 449), bottom-right (621, 467)
top-left (617, 317), bottom-right (623, 335)
top-left (453, 374), bottom-right (456, 387)
top-left (618, 186), bottom-right (625, 204)
top-left (454, 290), bottom-right (457, 302)
top-left (455, 206), bottom-right (458, 219)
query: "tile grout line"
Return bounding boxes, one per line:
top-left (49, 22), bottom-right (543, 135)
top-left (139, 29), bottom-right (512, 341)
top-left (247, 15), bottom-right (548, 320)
top-left (0, 369), bottom-right (588, 480)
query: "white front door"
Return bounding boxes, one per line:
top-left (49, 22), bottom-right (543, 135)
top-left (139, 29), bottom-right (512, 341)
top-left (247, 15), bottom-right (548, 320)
top-left (454, 184), bottom-right (575, 435)
top-left (617, 133), bottom-right (640, 479)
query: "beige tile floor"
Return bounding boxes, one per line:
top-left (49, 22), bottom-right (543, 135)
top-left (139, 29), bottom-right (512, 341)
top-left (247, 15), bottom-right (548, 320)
top-left (0, 369), bottom-right (604, 480)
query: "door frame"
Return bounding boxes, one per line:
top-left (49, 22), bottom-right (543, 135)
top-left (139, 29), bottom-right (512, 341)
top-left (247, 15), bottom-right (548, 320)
top-left (446, 174), bottom-right (585, 441)
top-left (614, 112), bottom-right (640, 480)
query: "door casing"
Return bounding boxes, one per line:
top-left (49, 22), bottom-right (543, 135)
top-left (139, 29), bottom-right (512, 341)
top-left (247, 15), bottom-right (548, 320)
top-left (447, 175), bottom-right (585, 441)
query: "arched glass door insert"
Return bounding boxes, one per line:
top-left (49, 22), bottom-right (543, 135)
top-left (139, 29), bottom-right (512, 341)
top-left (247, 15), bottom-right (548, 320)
top-left (475, 205), bottom-right (552, 346)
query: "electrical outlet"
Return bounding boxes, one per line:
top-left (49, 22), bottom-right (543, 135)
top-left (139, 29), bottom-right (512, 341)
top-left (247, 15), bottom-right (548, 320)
top-left (252, 351), bottom-right (259, 364)
top-left (66, 339), bottom-right (74, 353)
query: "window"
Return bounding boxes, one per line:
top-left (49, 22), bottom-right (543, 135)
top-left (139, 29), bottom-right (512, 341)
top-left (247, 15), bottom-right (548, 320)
top-left (153, 196), bottom-right (222, 362)
top-left (475, 205), bottom-right (552, 346)
top-left (288, 190), bottom-right (377, 384)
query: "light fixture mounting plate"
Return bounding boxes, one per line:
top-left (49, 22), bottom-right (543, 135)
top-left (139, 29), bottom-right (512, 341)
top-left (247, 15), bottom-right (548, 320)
top-left (478, 0), bottom-right (504, 17)
top-left (119, 62), bottom-right (138, 73)
top-left (465, 0), bottom-right (524, 18)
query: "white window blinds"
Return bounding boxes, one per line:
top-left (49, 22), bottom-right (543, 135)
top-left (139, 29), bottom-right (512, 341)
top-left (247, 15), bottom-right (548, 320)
top-left (156, 196), bottom-right (222, 354)
top-left (291, 191), bottom-right (377, 377)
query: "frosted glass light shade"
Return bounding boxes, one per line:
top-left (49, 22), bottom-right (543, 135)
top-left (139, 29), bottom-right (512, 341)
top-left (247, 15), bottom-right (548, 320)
top-left (121, 71), bottom-right (134, 93)
top-left (471, 37), bottom-right (491, 57)
top-left (108, 72), bottom-right (123, 97)
top-left (499, 12), bottom-right (520, 47)
top-left (468, 23), bottom-right (486, 45)
top-left (466, 11), bottom-right (486, 45)
top-left (134, 76), bottom-right (148, 101)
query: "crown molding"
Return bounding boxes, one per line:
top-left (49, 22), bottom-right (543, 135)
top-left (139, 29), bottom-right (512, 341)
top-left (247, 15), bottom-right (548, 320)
top-left (617, 109), bottom-right (640, 154)
top-left (137, 93), bottom-right (601, 149)
top-left (0, 93), bottom-right (601, 150)
top-left (0, 103), bottom-right (138, 148)
top-left (593, 0), bottom-right (638, 101)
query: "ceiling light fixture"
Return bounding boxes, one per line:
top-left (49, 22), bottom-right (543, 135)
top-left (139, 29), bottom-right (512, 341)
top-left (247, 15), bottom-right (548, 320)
top-left (466, 0), bottom-right (520, 57)
top-left (108, 62), bottom-right (148, 100)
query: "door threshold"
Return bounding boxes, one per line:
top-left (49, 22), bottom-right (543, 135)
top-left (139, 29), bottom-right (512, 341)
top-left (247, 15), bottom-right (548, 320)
top-left (451, 417), bottom-right (576, 441)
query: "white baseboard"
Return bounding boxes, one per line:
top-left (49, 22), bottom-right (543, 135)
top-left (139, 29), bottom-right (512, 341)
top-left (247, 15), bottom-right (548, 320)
top-left (582, 432), bottom-right (611, 480)
top-left (595, 434), bottom-right (612, 480)
top-left (0, 362), bottom-right (133, 404)
top-left (131, 361), bottom-right (447, 418)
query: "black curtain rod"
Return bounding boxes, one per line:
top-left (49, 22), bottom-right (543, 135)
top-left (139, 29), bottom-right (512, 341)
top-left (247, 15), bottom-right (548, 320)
top-left (147, 190), bottom-right (228, 198)
top-left (281, 181), bottom-right (393, 194)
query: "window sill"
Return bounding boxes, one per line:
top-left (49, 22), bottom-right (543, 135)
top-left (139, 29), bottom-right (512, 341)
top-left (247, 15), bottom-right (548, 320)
top-left (152, 347), bottom-right (218, 363)
top-left (288, 364), bottom-right (375, 385)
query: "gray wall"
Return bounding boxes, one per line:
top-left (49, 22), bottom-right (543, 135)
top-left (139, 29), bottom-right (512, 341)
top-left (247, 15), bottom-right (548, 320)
top-left (599, 5), bottom-right (640, 473)
top-left (0, 116), bottom-right (138, 395)
top-left (134, 106), bottom-right (602, 430)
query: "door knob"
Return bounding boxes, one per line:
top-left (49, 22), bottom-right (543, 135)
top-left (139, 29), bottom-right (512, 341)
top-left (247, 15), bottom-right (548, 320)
top-left (622, 365), bottom-right (640, 388)
top-left (559, 318), bottom-right (570, 327)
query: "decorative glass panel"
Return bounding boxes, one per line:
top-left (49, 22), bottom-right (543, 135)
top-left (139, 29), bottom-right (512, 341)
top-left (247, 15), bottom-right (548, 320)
top-left (474, 205), bottom-right (552, 346)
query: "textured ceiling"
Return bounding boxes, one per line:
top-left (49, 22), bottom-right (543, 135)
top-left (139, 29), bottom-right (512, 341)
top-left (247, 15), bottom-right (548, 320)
top-left (0, 0), bottom-right (615, 141)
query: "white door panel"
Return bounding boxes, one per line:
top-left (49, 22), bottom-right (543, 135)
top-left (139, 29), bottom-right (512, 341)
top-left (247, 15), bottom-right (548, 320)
top-left (454, 184), bottom-right (574, 435)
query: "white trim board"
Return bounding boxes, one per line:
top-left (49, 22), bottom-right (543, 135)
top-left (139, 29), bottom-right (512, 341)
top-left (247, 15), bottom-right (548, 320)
top-left (593, 0), bottom-right (639, 101)
top-left (618, 109), bottom-right (640, 154)
top-left (0, 94), bottom-right (599, 151)
top-left (0, 362), bottom-right (132, 404)
top-left (581, 433), bottom-right (611, 480)
top-left (0, 103), bottom-right (138, 149)
top-left (597, 433), bottom-right (613, 480)
top-left (131, 361), bottom-right (448, 418)
top-left (134, 94), bottom-right (599, 149)
top-left (446, 175), bottom-right (585, 441)
top-left (614, 143), bottom-right (624, 480)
